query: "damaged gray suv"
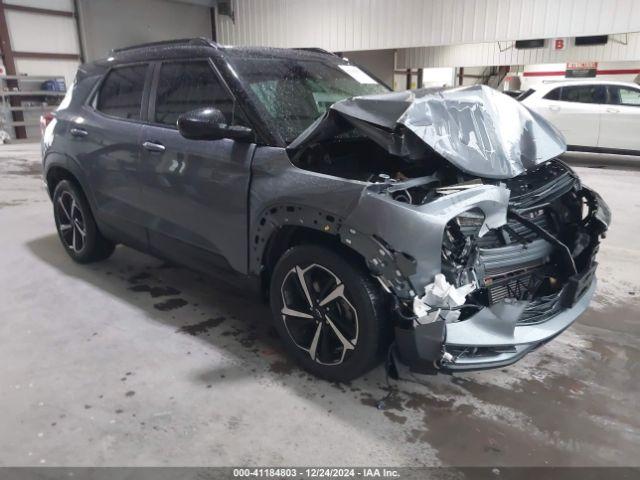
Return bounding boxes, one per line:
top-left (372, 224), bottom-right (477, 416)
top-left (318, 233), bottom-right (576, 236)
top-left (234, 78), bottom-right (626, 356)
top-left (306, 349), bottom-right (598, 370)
top-left (42, 38), bottom-right (610, 381)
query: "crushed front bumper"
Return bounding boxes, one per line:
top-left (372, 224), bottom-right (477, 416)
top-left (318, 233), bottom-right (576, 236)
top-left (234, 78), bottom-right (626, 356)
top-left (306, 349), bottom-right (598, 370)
top-left (394, 273), bottom-right (597, 373)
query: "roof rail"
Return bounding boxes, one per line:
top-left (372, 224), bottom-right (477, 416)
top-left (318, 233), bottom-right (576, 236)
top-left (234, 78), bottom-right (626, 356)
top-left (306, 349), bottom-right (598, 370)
top-left (294, 47), bottom-right (340, 57)
top-left (111, 38), bottom-right (217, 54)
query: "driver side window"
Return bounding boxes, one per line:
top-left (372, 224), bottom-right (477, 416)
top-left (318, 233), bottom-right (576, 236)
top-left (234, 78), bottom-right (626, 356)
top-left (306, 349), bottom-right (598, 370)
top-left (154, 60), bottom-right (247, 127)
top-left (609, 86), bottom-right (640, 106)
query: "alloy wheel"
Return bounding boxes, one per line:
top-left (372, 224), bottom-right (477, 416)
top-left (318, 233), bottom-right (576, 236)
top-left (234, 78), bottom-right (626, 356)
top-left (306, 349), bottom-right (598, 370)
top-left (56, 191), bottom-right (86, 253)
top-left (280, 263), bottom-right (359, 365)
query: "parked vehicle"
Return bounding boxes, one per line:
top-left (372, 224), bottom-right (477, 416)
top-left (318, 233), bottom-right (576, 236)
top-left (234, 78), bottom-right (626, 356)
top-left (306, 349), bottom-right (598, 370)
top-left (42, 39), bottom-right (610, 381)
top-left (520, 80), bottom-right (640, 154)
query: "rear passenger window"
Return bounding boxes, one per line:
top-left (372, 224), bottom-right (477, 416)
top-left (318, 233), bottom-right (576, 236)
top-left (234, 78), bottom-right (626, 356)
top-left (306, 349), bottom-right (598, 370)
top-left (543, 88), bottom-right (560, 100)
top-left (97, 65), bottom-right (148, 120)
top-left (560, 85), bottom-right (606, 104)
top-left (154, 61), bottom-right (244, 127)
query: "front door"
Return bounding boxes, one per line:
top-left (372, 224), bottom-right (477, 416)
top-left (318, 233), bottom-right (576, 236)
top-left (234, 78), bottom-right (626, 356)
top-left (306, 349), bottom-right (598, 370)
top-left (599, 85), bottom-right (640, 151)
top-left (139, 59), bottom-right (255, 274)
top-left (552, 84), bottom-right (607, 148)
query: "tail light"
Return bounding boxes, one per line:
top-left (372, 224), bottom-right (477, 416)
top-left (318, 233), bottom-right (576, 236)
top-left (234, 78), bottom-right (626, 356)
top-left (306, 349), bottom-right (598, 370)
top-left (40, 112), bottom-right (54, 136)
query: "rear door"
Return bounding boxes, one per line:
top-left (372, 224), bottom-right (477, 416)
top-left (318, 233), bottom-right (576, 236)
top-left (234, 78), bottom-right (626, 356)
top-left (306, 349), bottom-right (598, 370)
top-left (598, 85), bottom-right (640, 151)
top-left (77, 63), bottom-right (151, 247)
top-left (548, 84), bottom-right (607, 148)
top-left (139, 59), bottom-right (255, 274)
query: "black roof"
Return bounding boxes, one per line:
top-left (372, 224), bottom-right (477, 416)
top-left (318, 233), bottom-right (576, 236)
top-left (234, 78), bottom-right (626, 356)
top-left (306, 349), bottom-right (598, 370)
top-left (100, 37), bottom-right (341, 65)
top-left (79, 37), bottom-right (350, 86)
top-left (110, 37), bottom-right (216, 54)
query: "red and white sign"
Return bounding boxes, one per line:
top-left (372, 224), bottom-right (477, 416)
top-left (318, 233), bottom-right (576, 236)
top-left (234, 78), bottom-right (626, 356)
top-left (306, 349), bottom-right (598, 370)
top-left (566, 62), bottom-right (598, 78)
top-left (552, 38), bottom-right (567, 50)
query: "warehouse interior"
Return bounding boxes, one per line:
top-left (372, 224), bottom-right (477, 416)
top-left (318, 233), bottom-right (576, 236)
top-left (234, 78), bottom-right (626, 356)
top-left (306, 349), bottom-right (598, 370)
top-left (1, 0), bottom-right (639, 474)
top-left (2, 0), bottom-right (640, 141)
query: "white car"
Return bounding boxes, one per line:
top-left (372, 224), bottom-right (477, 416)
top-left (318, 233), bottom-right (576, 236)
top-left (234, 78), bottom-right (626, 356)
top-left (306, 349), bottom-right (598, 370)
top-left (519, 80), bottom-right (640, 153)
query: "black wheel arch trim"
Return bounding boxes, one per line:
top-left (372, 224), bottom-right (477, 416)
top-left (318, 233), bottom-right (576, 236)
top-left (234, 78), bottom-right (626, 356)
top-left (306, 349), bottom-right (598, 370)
top-left (43, 150), bottom-right (98, 214)
top-left (252, 202), bottom-right (416, 299)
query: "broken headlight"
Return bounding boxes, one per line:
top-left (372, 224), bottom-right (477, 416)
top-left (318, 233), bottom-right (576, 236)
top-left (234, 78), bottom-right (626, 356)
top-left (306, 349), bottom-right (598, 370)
top-left (454, 209), bottom-right (485, 236)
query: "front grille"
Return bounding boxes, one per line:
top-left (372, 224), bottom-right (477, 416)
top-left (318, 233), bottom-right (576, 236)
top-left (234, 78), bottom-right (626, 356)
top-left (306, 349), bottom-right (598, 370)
top-left (477, 161), bottom-right (577, 306)
top-left (508, 161), bottom-right (577, 210)
top-left (518, 290), bottom-right (564, 325)
top-left (479, 238), bottom-right (552, 273)
top-left (473, 207), bottom-right (551, 248)
top-left (442, 160), bottom-right (585, 314)
top-left (487, 269), bottom-right (543, 304)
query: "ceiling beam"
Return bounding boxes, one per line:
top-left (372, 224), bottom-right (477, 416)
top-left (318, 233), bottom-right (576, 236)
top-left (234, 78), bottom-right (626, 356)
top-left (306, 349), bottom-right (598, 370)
top-left (3, 3), bottom-right (74, 17)
top-left (163, 0), bottom-right (217, 7)
top-left (12, 51), bottom-right (81, 60)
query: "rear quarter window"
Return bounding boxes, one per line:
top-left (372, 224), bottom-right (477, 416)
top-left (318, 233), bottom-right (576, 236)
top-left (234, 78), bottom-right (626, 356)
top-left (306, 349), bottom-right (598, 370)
top-left (543, 88), bottom-right (560, 101)
top-left (96, 64), bottom-right (148, 120)
top-left (516, 88), bottom-right (535, 101)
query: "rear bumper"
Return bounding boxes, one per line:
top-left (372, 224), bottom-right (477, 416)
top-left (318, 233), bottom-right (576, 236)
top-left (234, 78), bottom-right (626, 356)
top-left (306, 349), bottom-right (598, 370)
top-left (394, 276), bottom-right (596, 373)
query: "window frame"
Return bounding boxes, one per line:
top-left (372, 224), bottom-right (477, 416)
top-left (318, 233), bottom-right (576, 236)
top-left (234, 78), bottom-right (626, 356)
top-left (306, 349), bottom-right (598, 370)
top-left (86, 61), bottom-right (154, 124)
top-left (606, 85), bottom-right (640, 107)
top-left (146, 57), bottom-right (256, 133)
top-left (557, 84), bottom-right (607, 105)
top-left (542, 87), bottom-right (561, 101)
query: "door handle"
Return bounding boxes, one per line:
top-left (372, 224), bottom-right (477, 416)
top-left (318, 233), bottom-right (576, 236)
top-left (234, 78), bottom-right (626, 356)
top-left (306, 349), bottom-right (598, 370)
top-left (70, 127), bottom-right (88, 138)
top-left (606, 108), bottom-right (620, 113)
top-left (142, 141), bottom-right (166, 153)
top-left (548, 105), bottom-right (561, 112)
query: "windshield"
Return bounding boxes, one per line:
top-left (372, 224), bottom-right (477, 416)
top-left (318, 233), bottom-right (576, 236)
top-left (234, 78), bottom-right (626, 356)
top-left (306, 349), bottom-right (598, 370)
top-left (225, 54), bottom-right (389, 143)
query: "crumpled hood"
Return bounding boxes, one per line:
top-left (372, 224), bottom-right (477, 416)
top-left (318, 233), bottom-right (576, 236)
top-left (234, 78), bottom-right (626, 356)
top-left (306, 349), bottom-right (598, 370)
top-left (288, 85), bottom-right (567, 179)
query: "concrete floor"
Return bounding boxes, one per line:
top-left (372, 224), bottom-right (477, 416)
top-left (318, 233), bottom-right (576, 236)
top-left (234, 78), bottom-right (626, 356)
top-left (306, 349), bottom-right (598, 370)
top-left (0, 143), bottom-right (639, 467)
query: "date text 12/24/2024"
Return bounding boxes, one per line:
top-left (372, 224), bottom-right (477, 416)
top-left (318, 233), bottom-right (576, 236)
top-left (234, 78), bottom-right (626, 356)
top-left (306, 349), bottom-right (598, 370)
top-left (233, 468), bottom-right (401, 478)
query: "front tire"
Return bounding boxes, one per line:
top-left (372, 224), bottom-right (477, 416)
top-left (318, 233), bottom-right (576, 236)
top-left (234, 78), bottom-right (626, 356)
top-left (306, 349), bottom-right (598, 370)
top-left (269, 245), bottom-right (389, 382)
top-left (52, 180), bottom-right (115, 263)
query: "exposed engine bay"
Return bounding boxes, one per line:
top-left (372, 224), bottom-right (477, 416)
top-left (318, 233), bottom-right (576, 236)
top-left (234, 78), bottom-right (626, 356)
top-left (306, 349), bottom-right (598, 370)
top-left (295, 134), bottom-right (606, 314)
top-left (293, 136), bottom-right (444, 183)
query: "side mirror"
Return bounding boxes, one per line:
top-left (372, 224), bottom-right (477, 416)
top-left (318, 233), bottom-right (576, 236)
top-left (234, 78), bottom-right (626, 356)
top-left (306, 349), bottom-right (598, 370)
top-left (177, 107), bottom-right (253, 142)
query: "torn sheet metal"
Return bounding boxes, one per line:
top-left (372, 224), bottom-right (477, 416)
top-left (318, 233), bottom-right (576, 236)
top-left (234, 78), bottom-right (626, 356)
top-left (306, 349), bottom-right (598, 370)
top-left (288, 85), bottom-right (567, 179)
top-left (344, 183), bottom-right (511, 294)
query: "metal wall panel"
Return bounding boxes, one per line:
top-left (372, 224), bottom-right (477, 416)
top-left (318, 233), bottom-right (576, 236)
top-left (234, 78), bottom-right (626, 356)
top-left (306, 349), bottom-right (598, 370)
top-left (6, 10), bottom-right (79, 54)
top-left (396, 33), bottom-right (640, 68)
top-left (77, 0), bottom-right (211, 60)
top-left (3, 1), bottom-right (80, 85)
top-left (215, 0), bottom-right (640, 51)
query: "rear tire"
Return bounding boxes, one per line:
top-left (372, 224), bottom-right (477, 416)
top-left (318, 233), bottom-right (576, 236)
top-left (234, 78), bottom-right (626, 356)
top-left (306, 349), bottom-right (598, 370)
top-left (52, 180), bottom-right (115, 263)
top-left (269, 244), bottom-right (390, 382)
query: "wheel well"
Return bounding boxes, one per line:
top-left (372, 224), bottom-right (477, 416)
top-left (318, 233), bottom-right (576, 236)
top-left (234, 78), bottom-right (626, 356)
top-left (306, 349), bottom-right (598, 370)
top-left (46, 166), bottom-right (81, 198)
top-left (260, 226), bottom-right (368, 293)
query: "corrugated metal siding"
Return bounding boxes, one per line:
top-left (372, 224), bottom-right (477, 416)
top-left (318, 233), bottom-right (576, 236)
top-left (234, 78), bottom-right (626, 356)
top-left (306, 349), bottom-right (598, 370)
top-left (6, 10), bottom-right (79, 54)
top-left (396, 33), bottom-right (640, 68)
top-left (216, 0), bottom-right (640, 50)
